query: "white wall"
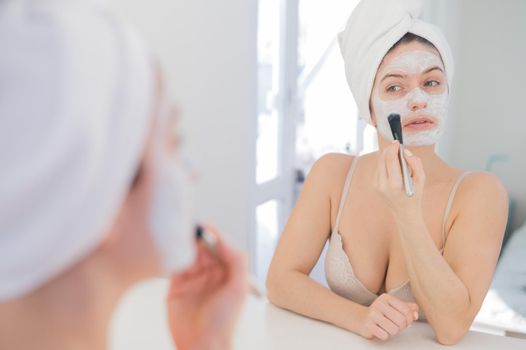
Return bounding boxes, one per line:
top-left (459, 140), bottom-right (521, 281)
top-left (434, 0), bottom-right (526, 231)
top-left (109, 0), bottom-right (258, 251)
top-left (107, 0), bottom-right (526, 250)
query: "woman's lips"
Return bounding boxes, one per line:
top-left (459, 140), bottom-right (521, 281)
top-left (403, 116), bottom-right (436, 131)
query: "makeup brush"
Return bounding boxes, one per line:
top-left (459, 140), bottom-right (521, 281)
top-left (388, 113), bottom-right (414, 197)
top-left (195, 225), bottom-right (266, 298)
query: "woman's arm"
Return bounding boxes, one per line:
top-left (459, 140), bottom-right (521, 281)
top-left (267, 154), bottom-right (418, 340)
top-left (378, 143), bottom-right (508, 345)
top-left (266, 154), bottom-right (367, 332)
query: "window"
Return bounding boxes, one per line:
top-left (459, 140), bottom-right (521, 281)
top-left (296, 0), bottom-right (376, 178)
top-left (253, 0), bottom-right (374, 283)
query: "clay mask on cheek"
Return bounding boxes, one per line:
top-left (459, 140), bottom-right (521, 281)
top-left (149, 106), bottom-right (197, 275)
top-left (149, 148), bottom-right (196, 274)
top-left (372, 51), bottom-right (449, 147)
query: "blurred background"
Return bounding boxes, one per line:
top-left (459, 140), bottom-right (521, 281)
top-left (107, 0), bottom-right (526, 346)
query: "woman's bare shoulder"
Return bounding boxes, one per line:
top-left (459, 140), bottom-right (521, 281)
top-left (454, 171), bottom-right (508, 218)
top-left (458, 171), bottom-right (508, 200)
top-left (308, 153), bottom-right (356, 192)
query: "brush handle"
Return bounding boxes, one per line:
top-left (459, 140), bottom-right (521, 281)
top-left (399, 144), bottom-right (414, 197)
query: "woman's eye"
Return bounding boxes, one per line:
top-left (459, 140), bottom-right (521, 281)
top-left (425, 80), bottom-right (440, 87)
top-left (386, 85), bottom-right (402, 92)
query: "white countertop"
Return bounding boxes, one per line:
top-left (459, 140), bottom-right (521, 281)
top-left (110, 279), bottom-right (525, 350)
top-left (236, 295), bottom-right (525, 349)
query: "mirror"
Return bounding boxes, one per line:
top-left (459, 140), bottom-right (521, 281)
top-left (256, 0), bottom-right (526, 338)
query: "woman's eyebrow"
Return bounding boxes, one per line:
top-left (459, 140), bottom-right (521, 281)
top-left (423, 66), bottom-right (444, 74)
top-left (381, 73), bottom-right (406, 82)
top-left (380, 66), bottom-right (444, 82)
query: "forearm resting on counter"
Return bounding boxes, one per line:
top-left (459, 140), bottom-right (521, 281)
top-left (266, 270), bottom-right (366, 334)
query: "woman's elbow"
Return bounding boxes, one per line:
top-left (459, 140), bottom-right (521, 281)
top-left (434, 322), bottom-right (470, 346)
top-left (265, 266), bottom-right (283, 304)
top-left (266, 264), bottom-right (297, 307)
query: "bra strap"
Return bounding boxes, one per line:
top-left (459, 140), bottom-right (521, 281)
top-left (333, 157), bottom-right (359, 234)
top-left (441, 172), bottom-right (472, 252)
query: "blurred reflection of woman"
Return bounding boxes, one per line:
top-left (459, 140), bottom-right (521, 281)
top-left (0, 2), bottom-right (247, 349)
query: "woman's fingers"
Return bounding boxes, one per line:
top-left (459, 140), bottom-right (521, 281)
top-left (365, 294), bottom-right (420, 341)
top-left (385, 141), bottom-right (403, 188)
top-left (385, 294), bottom-right (419, 323)
top-left (168, 236), bottom-right (224, 297)
top-left (377, 141), bottom-right (405, 192)
top-left (205, 264), bottom-right (227, 291)
top-left (201, 224), bottom-right (248, 292)
top-left (403, 149), bottom-right (425, 189)
top-left (169, 269), bottom-right (210, 296)
top-left (364, 295), bottom-right (420, 341)
top-left (371, 309), bottom-right (399, 336)
top-left (372, 325), bottom-right (390, 341)
top-left (378, 301), bottom-right (410, 331)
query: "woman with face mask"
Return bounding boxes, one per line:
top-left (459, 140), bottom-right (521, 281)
top-left (0, 1), bottom-right (247, 349)
top-left (266, 0), bottom-right (508, 345)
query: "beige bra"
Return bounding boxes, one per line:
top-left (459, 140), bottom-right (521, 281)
top-left (324, 156), bottom-right (470, 320)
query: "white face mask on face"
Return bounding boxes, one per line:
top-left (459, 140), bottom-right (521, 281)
top-left (372, 50), bottom-right (449, 147)
top-left (149, 108), bottom-right (196, 275)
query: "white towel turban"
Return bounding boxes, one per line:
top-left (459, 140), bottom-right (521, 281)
top-left (0, 0), bottom-right (154, 301)
top-left (338, 0), bottom-right (455, 125)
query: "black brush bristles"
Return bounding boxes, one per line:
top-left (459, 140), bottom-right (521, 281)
top-left (388, 113), bottom-right (403, 144)
top-left (195, 225), bottom-right (204, 240)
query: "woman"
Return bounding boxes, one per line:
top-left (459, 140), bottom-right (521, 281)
top-left (0, 2), bottom-right (247, 349)
top-left (266, 0), bottom-right (508, 345)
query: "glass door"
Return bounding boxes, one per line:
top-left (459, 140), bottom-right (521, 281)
top-left (253, 0), bottom-right (299, 283)
top-left (253, 0), bottom-right (371, 285)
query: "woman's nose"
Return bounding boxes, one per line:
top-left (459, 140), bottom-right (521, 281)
top-left (409, 99), bottom-right (427, 111)
top-left (409, 101), bottom-right (427, 112)
top-left (407, 88), bottom-right (428, 111)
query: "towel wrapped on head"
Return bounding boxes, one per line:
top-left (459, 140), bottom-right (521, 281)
top-left (338, 0), bottom-right (454, 125)
top-left (0, 0), bottom-right (154, 301)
